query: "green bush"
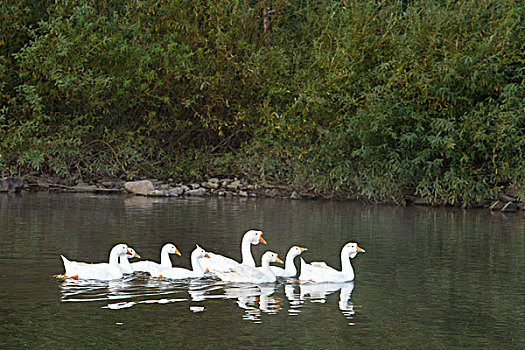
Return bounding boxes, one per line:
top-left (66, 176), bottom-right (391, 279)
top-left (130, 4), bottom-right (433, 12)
top-left (1, 0), bottom-right (523, 205)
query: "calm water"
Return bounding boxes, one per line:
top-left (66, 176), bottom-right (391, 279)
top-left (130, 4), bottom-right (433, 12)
top-left (0, 193), bottom-right (523, 349)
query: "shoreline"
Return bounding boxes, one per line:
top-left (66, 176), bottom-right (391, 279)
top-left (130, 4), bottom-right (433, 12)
top-left (1, 176), bottom-right (523, 212)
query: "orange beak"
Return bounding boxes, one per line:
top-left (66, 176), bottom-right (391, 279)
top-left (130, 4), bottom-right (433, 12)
top-left (204, 252), bottom-right (210, 258)
top-left (275, 255), bottom-right (283, 264)
top-left (259, 235), bottom-right (267, 244)
top-left (357, 245), bottom-right (366, 253)
top-left (300, 247), bottom-right (307, 253)
top-left (126, 249), bottom-right (140, 258)
top-left (175, 248), bottom-right (181, 256)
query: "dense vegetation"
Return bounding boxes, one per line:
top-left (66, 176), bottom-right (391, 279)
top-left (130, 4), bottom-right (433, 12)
top-left (1, 0), bottom-right (524, 205)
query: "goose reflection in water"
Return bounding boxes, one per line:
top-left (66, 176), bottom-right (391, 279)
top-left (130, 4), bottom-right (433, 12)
top-left (59, 276), bottom-right (136, 303)
top-left (187, 279), bottom-right (224, 302)
top-left (59, 276), bottom-right (186, 305)
top-left (285, 281), bottom-right (356, 323)
top-left (220, 283), bottom-right (281, 322)
top-left (58, 276), bottom-right (358, 324)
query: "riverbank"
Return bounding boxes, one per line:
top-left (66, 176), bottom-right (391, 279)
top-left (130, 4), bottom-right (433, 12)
top-left (1, 176), bottom-right (523, 212)
top-left (3, 1), bottom-right (523, 209)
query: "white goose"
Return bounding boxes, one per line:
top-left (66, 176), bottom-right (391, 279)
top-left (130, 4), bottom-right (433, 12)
top-left (199, 230), bottom-right (266, 273)
top-left (152, 245), bottom-right (210, 279)
top-left (270, 246), bottom-right (307, 278)
top-left (214, 251), bottom-right (283, 283)
top-left (119, 247), bottom-right (141, 274)
top-left (131, 243), bottom-right (181, 274)
top-left (299, 242), bottom-right (365, 283)
top-left (60, 244), bottom-right (135, 280)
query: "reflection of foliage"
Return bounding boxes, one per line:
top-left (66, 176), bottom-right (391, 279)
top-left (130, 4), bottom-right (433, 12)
top-left (1, 1), bottom-right (523, 205)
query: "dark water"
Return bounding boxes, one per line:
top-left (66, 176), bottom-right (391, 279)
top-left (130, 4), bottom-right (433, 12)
top-left (0, 193), bottom-right (523, 349)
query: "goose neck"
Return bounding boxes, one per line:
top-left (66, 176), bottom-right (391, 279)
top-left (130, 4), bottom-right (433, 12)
top-left (108, 248), bottom-right (122, 266)
top-left (340, 250), bottom-right (355, 278)
top-left (119, 255), bottom-right (131, 267)
top-left (160, 248), bottom-right (172, 268)
top-left (284, 252), bottom-right (298, 274)
top-left (191, 252), bottom-right (204, 274)
top-left (240, 237), bottom-right (255, 266)
top-left (260, 255), bottom-right (273, 269)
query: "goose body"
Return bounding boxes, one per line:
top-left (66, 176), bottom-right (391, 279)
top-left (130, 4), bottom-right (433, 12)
top-left (199, 230), bottom-right (266, 273)
top-left (131, 243), bottom-right (181, 274)
top-left (270, 246), bottom-right (307, 278)
top-left (153, 245), bottom-right (210, 279)
top-left (214, 251), bottom-right (283, 283)
top-left (60, 244), bottom-right (134, 280)
top-left (299, 242), bottom-right (365, 283)
top-left (119, 247), bottom-right (141, 274)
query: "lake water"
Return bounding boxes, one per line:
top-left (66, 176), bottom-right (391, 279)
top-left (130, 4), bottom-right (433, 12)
top-left (0, 193), bottom-right (523, 349)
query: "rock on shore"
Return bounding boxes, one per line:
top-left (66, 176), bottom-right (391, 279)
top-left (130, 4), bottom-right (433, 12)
top-left (121, 177), bottom-right (313, 199)
top-left (124, 180), bottom-right (155, 195)
top-left (2, 175), bottom-right (524, 209)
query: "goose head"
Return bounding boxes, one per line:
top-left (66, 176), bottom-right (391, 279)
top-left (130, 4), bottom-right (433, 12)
top-left (342, 242), bottom-right (365, 259)
top-left (289, 246), bottom-right (307, 258)
top-left (194, 245), bottom-right (211, 259)
top-left (108, 244), bottom-right (130, 264)
top-left (262, 251), bottom-right (283, 265)
top-left (245, 230), bottom-right (266, 245)
top-left (112, 244), bottom-right (129, 257)
top-left (163, 243), bottom-right (181, 256)
top-left (125, 247), bottom-right (141, 259)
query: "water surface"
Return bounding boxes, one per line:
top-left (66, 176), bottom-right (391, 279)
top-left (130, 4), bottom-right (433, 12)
top-left (0, 193), bottom-right (523, 349)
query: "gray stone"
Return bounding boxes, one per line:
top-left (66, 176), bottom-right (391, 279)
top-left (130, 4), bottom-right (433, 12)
top-left (124, 180), bottom-right (155, 195)
top-left (205, 181), bottom-right (220, 189)
top-left (227, 180), bottom-right (241, 191)
top-left (168, 187), bottom-right (184, 196)
top-left (217, 191), bottom-right (226, 196)
top-left (190, 183), bottom-right (200, 190)
top-left (151, 180), bottom-right (163, 187)
top-left (186, 188), bottom-right (207, 196)
top-left (101, 181), bottom-right (114, 188)
top-left (239, 191), bottom-right (248, 197)
top-left (181, 185), bottom-right (191, 192)
top-left (208, 178), bottom-right (219, 184)
top-left (149, 189), bottom-right (168, 197)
